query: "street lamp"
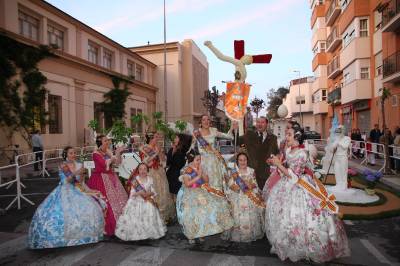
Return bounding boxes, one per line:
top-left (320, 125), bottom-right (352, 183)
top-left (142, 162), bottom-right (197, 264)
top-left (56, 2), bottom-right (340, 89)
top-left (163, 0), bottom-right (168, 122)
top-left (293, 70), bottom-right (303, 127)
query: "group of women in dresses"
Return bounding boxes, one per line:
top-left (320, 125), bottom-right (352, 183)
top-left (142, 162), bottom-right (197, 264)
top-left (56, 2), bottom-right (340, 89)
top-left (28, 114), bottom-right (350, 263)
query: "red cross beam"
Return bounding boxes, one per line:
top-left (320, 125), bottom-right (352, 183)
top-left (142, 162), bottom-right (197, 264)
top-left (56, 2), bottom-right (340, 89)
top-left (234, 40), bottom-right (272, 63)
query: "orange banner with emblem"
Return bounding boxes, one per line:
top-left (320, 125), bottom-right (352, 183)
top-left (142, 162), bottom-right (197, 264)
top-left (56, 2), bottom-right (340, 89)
top-left (224, 82), bottom-right (250, 121)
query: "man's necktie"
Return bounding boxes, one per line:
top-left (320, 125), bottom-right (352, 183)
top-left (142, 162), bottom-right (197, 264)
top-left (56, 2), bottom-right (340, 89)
top-left (258, 132), bottom-right (263, 143)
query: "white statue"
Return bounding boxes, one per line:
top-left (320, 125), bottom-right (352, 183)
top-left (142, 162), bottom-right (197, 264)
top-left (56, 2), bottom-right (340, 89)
top-left (204, 40), bottom-right (272, 83)
top-left (329, 125), bottom-right (351, 191)
top-left (204, 41), bottom-right (251, 82)
top-left (322, 139), bottom-right (335, 175)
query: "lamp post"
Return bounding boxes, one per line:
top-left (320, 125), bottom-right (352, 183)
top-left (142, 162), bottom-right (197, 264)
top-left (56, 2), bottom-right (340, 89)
top-left (163, 0), bottom-right (168, 123)
top-left (293, 70), bottom-right (303, 127)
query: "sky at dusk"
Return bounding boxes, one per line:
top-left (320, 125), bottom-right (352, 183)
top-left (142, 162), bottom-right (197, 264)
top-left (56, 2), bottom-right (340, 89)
top-left (47, 0), bottom-right (313, 112)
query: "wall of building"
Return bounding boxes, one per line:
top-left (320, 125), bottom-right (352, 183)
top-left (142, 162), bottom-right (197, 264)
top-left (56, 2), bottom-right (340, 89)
top-left (0, 0), bottom-right (158, 152)
top-left (283, 77), bottom-right (316, 131)
top-left (131, 39), bottom-right (209, 125)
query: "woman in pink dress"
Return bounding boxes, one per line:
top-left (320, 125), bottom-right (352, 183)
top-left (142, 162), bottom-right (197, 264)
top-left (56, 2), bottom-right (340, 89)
top-left (87, 134), bottom-right (128, 236)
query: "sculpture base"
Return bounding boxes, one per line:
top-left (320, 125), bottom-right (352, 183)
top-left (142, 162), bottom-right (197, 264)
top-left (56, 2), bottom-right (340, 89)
top-left (326, 186), bottom-right (379, 204)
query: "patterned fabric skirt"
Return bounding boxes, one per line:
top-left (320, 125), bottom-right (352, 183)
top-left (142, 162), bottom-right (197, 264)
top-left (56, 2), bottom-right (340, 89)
top-left (87, 172), bottom-right (128, 236)
top-left (115, 197), bottom-right (166, 241)
top-left (200, 153), bottom-right (227, 191)
top-left (149, 168), bottom-right (175, 222)
top-left (28, 183), bottom-right (104, 249)
top-left (222, 192), bottom-right (265, 242)
top-left (265, 176), bottom-right (350, 263)
top-left (176, 187), bottom-right (233, 240)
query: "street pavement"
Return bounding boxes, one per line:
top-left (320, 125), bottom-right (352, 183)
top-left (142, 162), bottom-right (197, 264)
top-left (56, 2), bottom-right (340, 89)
top-left (0, 218), bottom-right (399, 266)
top-left (0, 174), bottom-right (400, 265)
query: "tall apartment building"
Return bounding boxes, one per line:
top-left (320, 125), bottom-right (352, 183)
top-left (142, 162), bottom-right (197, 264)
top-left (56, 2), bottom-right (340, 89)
top-left (311, 0), bottom-right (330, 138)
top-left (378, 0), bottom-right (400, 131)
top-left (282, 77), bottom-right (316, 131)
top-left (130, 40), bottom-right (209, 126)
top-left (310, 0), bottom-right (380, 137)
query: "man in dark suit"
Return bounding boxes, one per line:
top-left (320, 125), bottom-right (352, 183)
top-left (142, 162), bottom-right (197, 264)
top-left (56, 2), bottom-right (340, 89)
top-left (370, 124), bottom-right (382, 143)
top-left (232, 117), bottom-right (279, 189)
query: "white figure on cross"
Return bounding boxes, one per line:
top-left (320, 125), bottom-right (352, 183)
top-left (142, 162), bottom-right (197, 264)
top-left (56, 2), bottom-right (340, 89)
top-left (204, 40), bottom-right (272, 83)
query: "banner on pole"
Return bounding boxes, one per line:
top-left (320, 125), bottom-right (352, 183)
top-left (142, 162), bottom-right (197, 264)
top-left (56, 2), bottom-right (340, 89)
top-left (224, 82), bottom-right (250, 121)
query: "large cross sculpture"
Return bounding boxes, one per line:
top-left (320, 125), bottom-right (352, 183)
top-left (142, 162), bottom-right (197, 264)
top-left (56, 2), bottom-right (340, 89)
top-left (204, 40), bottom-right (272, 83)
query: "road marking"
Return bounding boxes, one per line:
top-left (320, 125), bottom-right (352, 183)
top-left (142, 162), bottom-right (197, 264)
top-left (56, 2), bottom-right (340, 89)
top-left (0, 235), bottom-right (27, 259)
top-left (208, 254), bottom-right (256, 266)
top-left (344, 220), bottom-right (354, 225)
top-left (29, 243), bottom-right (104, 266)
top-left (360, 239), bottom-right (392, 265)
top-left (118, 246), bottom-right (174, 266)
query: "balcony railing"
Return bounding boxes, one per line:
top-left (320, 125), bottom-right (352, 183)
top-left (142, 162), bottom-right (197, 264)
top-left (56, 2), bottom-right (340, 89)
top-left (327, 86), bottom-right (341, 104)
top-left (326, 0), bottom-right (340, 26)
top-left (383, 51), bottom-right (400, 78)
top-left (327, 56), bottom-right (341, 78)
top-left (382, 0), bottom-right (400, 29)
top-left (326, 26), bottom-right (341, 52)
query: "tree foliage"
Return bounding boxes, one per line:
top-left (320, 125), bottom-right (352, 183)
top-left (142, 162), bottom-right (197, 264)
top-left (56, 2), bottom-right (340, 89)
top-left (0, 33), bottom-right (53, 146)
top-left (201, 86), bottom-right (220, 117)
top-left (102, 76), bottom-right (132, 129)
top-left (175, 120), bottom-right (187, 132)
top-left (249, 97), bottom-right (265, 118)
top-left (109, 120), bottom-right (132, 144)
top-left (266, 86), bottom-right (289, 119)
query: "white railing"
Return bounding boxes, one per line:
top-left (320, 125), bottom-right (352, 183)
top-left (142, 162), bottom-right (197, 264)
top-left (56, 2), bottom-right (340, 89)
top-left (389, 144), bottom-right (400, 160)
top-left (306, 138), bottom-right (389, 173)
top-left (0, 145), bottom-right (96, 210)
top-left (0, 164), bottom-right (19, 210)
top-left (358, 142), bottom-right (386, 173)
top-left (41, 146), bottom-right (96, 177)
top-left (388, 144), bottom-right (400, 172)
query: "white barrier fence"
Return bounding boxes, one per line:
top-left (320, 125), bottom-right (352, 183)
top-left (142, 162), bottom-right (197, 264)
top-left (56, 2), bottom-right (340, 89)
top-left (306, 138), bottom-right (400, 173)
top-left (0, 146), bottom-right (96, 210)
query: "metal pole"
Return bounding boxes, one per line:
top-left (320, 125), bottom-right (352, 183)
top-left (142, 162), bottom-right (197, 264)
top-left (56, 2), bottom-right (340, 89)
top-left (297, 71), bottom-right (303, 127)
top-left (163, 0), bottom-right (168, 123)
top-left (293, 70), bottom-right (303, 127)
top-left (16, 166), bottom-right (21, 209)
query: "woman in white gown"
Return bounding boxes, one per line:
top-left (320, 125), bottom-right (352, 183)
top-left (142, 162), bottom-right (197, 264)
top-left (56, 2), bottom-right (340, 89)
top-left (115, 163), bottom-right (166, 241)
top-left (140, 132), bottom-right (175, 223)
top-left (222, 152), bottom-right (265, 242)
top-left (264, 125), bottom-right (350, 263)
top-left (192, 115), bottom-right (233, 191)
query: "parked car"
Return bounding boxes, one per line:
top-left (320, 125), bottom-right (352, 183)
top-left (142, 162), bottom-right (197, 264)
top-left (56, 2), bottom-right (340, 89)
top-left (304, 131), bottom-right (321, 140)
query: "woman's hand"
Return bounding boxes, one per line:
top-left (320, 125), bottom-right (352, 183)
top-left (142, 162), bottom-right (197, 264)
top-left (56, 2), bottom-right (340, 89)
top-left (230, 184), bottom-right (240, 192)
top-left (243, 180), bottom-right (253, 189)
top-left (268, 155), bottom-right (281, 166)
top-left (232, 121), bottom-right (239, 130)
top-left (142, 191), bottom-right (154, 199)
top-left (115, 145), bottom-right (125, 154)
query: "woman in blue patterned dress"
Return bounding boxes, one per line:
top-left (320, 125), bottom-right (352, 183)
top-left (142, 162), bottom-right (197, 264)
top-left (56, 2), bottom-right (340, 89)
top-left (176, 149), bottom-right (233, 244)
top-left (28, 146), bottom-right (104, 249)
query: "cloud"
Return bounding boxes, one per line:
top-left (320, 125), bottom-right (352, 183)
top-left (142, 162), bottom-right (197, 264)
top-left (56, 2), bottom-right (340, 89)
top-left (94, 0), bottom-right (226, 33)
top-left (179, 0), bottom-right (299, 40)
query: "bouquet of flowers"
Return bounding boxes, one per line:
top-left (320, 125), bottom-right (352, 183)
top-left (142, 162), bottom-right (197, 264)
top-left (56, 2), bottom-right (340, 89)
top-left (363, 169), bottom-right (383, 194)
